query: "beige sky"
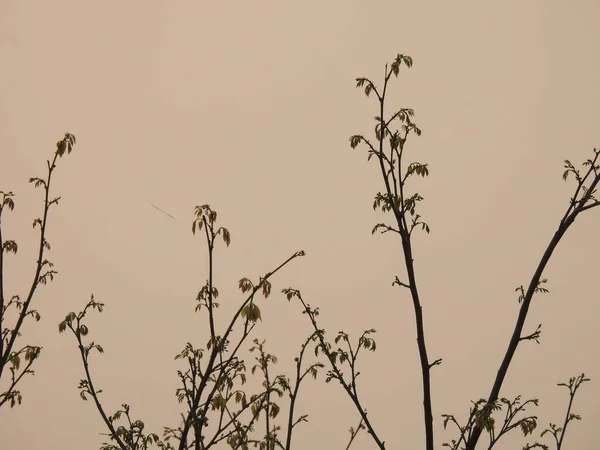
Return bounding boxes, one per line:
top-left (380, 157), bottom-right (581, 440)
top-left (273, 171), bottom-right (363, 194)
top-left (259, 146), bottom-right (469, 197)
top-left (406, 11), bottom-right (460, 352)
top-left (1, 1), bottom-right (599, 449)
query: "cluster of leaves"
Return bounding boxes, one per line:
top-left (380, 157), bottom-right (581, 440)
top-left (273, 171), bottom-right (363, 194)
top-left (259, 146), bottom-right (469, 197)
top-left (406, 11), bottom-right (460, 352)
top-left (60, 204), bottom-right (381, 450)
top-left (442, 395), bottom-right (540, 449)
top-left (439, 374), bottom-right (590, 450)
top-left (0, 133), bottom-right (75, 408)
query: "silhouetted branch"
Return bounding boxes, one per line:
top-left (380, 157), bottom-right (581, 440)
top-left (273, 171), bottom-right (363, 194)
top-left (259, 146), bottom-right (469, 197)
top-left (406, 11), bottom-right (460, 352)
top-left (466, 150), bottom-right (600, 450)
top-left (350, 53), bottom-right (436, 450)
top-left (0, 133), bottom-right (75, 408)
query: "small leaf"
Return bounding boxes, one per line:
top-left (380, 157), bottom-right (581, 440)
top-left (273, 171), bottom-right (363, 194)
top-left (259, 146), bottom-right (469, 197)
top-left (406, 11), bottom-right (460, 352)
top-left (238, 278), bottom-right (253, 293)
top-left (241, 303), bottom-right (262, 322)
top-left (221, 227), bottom-right (231, 246)
top-left (3, 240), bottom-right (18, 254)
top-left (262, 280), bottom-right (271, 298)
top-left (3, 196), bottom-right (15, 210)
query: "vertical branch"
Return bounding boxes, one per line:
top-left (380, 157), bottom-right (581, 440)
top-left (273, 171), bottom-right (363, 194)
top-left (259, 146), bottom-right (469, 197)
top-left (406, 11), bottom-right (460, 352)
top-left (282, 331), bottom-right (321, 450)
top-left (0, 192), bottom-right (11, 362)
top-left (555, 374), bottom-right (589, 450)
top-left (351, 54), bottom-right (437, 450)
top-left (202, 215), bottom-right (217, 343)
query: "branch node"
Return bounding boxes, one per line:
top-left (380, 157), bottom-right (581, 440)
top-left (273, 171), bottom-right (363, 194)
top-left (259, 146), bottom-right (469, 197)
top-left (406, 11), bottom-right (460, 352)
top-left (429, 358), bottom-right (442, 369)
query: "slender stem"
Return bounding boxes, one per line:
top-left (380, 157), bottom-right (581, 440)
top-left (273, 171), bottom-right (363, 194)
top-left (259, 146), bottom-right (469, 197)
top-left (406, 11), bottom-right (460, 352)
top-left (0, 204), bottom-right (6, 363)
top-left (284, 333), bottom-right (315, 450)
top-left (0, 153), bottom-right (58, 378)
top-left (203, 218), bottom-right (217, 342)
top-left (74, 329), bottom-right (127, 450)
top-left (297, 294), bottom-right (386, 449)
top-left (557, 378), bottom-right (584, 450)
top-left (0, 349), bottom-right (37, 407)
top-left (374, 65), bottom-right (434, 450)
top-left (345, 417), bottom-right (365, 450)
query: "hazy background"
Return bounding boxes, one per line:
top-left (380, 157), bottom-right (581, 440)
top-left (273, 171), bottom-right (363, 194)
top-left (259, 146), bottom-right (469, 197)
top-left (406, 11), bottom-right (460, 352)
top-left (1, 1), bottom-right (599, 448)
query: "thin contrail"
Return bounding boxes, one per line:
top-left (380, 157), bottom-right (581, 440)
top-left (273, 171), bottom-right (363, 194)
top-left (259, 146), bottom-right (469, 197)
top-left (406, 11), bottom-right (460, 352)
top-left (148, 202), bottom-right (179, 221)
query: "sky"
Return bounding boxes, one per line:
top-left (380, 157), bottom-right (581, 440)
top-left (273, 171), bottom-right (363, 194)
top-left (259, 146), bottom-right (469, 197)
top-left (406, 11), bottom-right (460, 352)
top-left (1, 1), bottom-right (600, 449)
